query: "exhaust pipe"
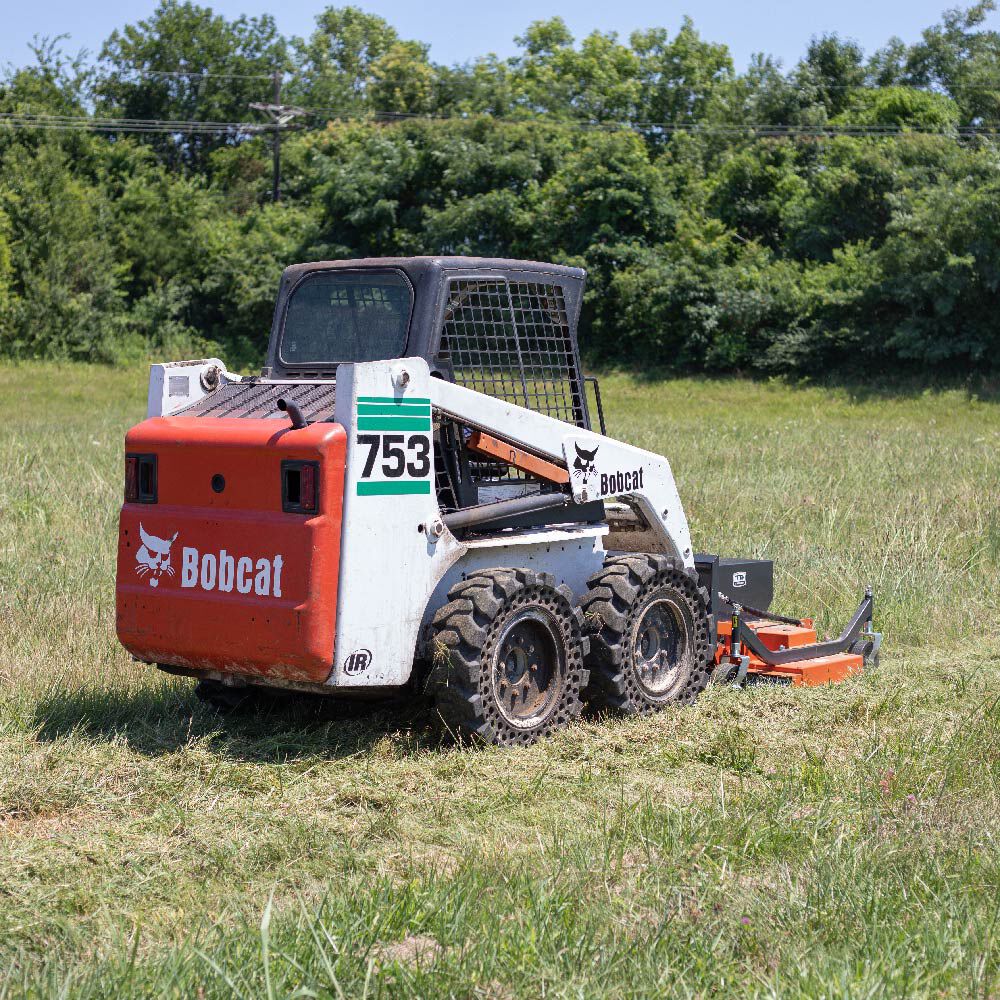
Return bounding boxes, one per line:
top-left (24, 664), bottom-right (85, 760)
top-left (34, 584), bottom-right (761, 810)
top-left (277, 398), bottom-right (308, 429)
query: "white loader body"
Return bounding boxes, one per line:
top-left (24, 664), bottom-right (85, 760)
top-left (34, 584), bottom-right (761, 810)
top-left (330, 357), bottom-right (694, 687)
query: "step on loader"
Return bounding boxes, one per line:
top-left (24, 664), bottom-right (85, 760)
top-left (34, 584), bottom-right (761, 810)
top-left (115, 257), bottom-right (881, 746)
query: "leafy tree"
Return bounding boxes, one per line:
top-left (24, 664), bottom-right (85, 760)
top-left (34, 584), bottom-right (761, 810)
top-left (511, 20), bottom-right (641, 120)
top-left (903, 1), bottom-right (1000, 123)
top-left (630, 19), bottom-right (733, 127)
top-left (95, 1), bottom-right (287, 169)
top-left (0, 141), bottom-right (125, 359)
top-left (2, 5), bottom-right (1000, 379)
top-left (706, 54), bottom-right (815, 129)
top-left (875, 171), bottom-right (1000, 364)
top-left (291, 7), bottom-right (403, 112)
top-left (794, 34), bottom-right (867, 118)
top-left (368, 41), bottom-right (437, 114)
top-left (706, 142), bottom-right (808, 249)
top-left (834, 86), bottom-right (960, 129)
top-left (781, 139), bottom-right (899, 260)
top-left (0, 36), bottom-right (90, 115)
top-left (536, 130), bottom-right (675, 252)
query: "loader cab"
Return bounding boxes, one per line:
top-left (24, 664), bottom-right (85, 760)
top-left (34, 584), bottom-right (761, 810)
top-left (261, 257), bottom-right (604, 526)
top-left (263, 257), bottom-right (592, 427)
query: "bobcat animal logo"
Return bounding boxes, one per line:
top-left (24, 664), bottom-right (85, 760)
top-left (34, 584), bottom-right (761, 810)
top-left (573, 443), bottom-right (599, 484)
top-left (136, 524), bottom-right (178, 588)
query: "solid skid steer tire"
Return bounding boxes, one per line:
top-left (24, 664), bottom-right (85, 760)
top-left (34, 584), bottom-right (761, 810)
top-left (429, 569), bottom-right (589, 747)
top-left (581, 553), bottom-right (712, 714)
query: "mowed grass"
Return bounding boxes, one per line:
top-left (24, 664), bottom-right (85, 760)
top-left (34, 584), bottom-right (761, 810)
top-left (0, 362), bottom-right (998, 998)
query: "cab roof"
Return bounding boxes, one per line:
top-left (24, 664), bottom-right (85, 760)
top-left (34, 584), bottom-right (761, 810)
top-left (279, 257), bottom-right (586, 284)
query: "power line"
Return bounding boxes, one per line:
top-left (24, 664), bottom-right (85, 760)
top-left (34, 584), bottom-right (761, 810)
top-left (3, 109), bottom-right (999, 139)
top-left (0, 112), bottom-right (274, 134)
top-left (301, 109), bottom-right (1000, 137)
top-left (119, 69), bottom-right (279, 81)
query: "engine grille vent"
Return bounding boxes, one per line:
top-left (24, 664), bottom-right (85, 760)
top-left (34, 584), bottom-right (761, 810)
top-left (175, 381), bottom-right (337, 420)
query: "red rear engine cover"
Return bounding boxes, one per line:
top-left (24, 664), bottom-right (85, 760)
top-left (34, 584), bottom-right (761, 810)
top-left (115, 417), bottom-right (346, 683)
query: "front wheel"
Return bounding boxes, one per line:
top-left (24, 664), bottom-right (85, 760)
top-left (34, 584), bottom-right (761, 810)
top-left (582, 554), bottom-right (712, 714)
top-left (429, 569), bottom-right (589, 746)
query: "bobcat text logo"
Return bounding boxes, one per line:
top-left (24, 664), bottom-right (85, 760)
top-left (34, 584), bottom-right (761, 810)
top-left (573, 443), bottom-right (599, 484)
top-left (599, 467), bottom-right (645, 496)
top-left (180, 547), bottom-right (285, 597)
top-left (136, 524), bottom-right (178, 588)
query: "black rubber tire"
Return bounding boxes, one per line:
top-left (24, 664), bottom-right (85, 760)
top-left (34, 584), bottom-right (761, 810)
top-left (581, 553), bottom-right (712, 714)
top-left (849, 639), bottom-right (880, 673)
top-left (429, 569), bottom-right (589, 746)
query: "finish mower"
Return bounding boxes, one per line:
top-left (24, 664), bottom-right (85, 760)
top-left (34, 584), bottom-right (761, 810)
top-left (115, 257), bottom-right (880, 745)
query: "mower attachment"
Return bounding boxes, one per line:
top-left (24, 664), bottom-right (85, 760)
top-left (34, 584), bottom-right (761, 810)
top-left (714, 589), bottom-right (881, 687)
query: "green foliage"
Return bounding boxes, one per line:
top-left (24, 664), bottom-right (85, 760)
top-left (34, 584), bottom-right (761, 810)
top-left (95, 0), bottom-right (287, 169)
top-left (3, 4), bottom-right (1000, 374)
top-left (834, 86), bottom-right (960, 129)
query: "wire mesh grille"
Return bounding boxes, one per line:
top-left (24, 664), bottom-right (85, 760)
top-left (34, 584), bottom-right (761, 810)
top-left (438, 278), bottom-right (587, 487)
top-left (176, 381), bottom-right (337, 420)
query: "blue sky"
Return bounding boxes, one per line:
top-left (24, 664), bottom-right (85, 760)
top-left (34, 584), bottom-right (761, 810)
top-left (2, 0), bottom-right (993, 73)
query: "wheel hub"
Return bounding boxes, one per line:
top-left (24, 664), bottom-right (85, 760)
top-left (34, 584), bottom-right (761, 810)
top-left (632, 598), bottom-right (685, 696)
top-left (492, 609), bottom-right (562, 727)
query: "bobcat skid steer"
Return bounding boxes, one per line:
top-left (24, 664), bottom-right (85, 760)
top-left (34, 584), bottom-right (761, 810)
top-left (115, 258), bottom-right (881, 746)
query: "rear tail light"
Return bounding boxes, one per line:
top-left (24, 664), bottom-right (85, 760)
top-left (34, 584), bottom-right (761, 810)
top-left (282, 460), bottom-right (319, 514)
top-left (125, 454), bottom-right (157, 503)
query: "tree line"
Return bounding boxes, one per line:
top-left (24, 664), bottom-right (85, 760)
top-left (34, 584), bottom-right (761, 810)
top-left (2, 1), bottom-right (1000, 375)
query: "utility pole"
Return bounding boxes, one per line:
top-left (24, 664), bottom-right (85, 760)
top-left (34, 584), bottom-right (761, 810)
top-left (271, 70), bottom-right (281, 203)
top-left (249, 72), bottom-right (306, 202)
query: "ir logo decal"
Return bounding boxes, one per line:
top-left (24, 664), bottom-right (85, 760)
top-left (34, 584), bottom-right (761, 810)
top-left (135, 524), bottom-right (178, 587)
top-left (343, 648), bottom-right (372, 676)
top-left (572, 443), bottom-right (599, 485)
top-left (732, 571), bottom-right (747, 588)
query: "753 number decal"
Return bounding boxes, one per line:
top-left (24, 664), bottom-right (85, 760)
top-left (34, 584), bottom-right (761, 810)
top-left (357, 434), bottom-right (431, 479)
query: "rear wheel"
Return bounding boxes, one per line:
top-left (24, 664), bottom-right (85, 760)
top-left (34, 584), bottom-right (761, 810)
top-left (582, 554), bottom-right (712, 714)
top-left (429, 569), bottom-right (589, 746)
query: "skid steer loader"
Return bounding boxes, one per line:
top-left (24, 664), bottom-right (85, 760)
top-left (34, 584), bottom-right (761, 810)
top-left (115, 257), bottom-right (880, 745)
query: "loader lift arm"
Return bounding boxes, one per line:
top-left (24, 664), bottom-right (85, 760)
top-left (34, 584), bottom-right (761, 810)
top-left (423, 368), bottom-right (880, 684)
top-left (425, 373), bottom-right (695, 568)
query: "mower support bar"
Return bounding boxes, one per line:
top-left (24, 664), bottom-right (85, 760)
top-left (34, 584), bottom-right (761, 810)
top-left (734, 591), bottom-right (874, 666)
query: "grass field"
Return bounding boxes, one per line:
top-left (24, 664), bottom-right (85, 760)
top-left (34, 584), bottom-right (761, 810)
top-left (1, 362), bottom-right (998, 998)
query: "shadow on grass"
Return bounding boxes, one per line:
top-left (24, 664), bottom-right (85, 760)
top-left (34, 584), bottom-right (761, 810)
top-left (30, 679), bottom-right (448, 763)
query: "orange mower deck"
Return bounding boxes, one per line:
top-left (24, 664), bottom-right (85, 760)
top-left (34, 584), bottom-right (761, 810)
top-left (715, 618), bottom-right (864, 686)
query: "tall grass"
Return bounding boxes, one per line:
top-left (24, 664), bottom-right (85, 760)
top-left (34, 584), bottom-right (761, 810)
top-left (1, 363), bottom-right (997, 997)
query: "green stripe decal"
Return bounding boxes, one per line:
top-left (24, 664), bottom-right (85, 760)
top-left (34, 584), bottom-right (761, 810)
top-left (357, 480), bottom-right (432, 496)
top-left (357, 417), bottom-right (432, 431)
top-left (357, 403), bottom-right (431, 416)
top-left (357, 396), bottom-right (431, 404)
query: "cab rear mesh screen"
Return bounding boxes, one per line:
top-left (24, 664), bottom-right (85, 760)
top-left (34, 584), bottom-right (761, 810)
top-left (438, 278), bottom-right (589, 487)
top-left (439, 279), bottom-right (587, 424)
